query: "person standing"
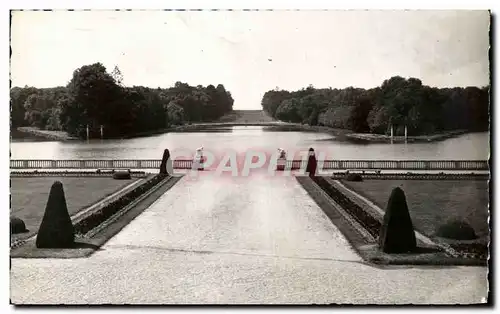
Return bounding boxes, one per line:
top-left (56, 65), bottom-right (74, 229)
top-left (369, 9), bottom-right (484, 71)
top-left (306, 148), bottom-right (317, 178)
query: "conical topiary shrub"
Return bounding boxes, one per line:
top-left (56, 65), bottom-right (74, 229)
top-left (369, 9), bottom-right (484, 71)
top-left (10, 216), bottom-right (28, 234)
top-left (159, 149), bottom-right (172, 175)
top-left (378, 187), bottom-right (417, 253)
top-left (435, 219), bottom-right (477, 240)
top-left (36, 181), bottom-right (75, 248)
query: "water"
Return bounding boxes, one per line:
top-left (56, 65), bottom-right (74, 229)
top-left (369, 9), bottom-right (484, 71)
top-left (10, 127), bottom-right (489, 161)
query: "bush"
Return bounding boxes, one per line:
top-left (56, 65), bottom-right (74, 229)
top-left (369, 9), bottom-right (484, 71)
top-left (345, 173), bottom-right (363, 181)
top-left (113, 171), bottom-right (131, 180)
top-left (435, 219), bottom-right (477, 240)
top-left (378, 187), bottom-right (417, 253)
top-left (36, 181), bottom-right (75, 248)
top-left (10, 216), bottom-right (28, 234)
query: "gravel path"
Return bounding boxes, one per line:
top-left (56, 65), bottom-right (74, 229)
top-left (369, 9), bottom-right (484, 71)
top-left (10, 173), bottom-right (488, 304)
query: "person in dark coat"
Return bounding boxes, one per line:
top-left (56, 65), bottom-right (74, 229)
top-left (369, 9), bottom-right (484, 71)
top-left (306, 148), bottom-right (317, 178)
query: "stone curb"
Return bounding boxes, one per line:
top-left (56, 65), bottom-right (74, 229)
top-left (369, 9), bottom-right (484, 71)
top-left (84, 176), bottom-right (174, 238)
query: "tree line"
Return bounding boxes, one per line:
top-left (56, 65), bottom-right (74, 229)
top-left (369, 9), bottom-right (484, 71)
top-left (261, 76), bottom-right (489, 136)
top-left (10, 63), bottom-right (234, 138)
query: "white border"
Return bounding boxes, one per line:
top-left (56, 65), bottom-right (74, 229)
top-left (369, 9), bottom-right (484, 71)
top-left (2, 0), bottom-right (497, 311)
top-left (3, 0), bottom-right (499, 10)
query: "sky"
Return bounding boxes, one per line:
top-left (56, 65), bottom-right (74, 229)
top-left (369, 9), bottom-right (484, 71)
top-left (10, 10), bottom-right (490, 109)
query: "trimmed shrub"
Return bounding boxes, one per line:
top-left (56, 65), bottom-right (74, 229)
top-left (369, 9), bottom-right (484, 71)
top-left (113, 171), bottom-right (131, 180)
top-left (10, 216), bottom-right (28, 234)
top-left (435, 219), bottom-right (477, 240)
top-left (36, 181), bottom-right (75, 248)
top-left (378, 187), bottom-right (417, 253)
top-left (159, 149), bottom-right (171, 175)
top-left (345, 173), bottom-right (363, 181)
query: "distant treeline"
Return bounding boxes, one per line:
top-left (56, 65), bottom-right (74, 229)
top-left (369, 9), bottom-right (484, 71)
top-left (10, 63), bottom-right (234, 139)
top-left (261, 76), bottom-right (489, 135)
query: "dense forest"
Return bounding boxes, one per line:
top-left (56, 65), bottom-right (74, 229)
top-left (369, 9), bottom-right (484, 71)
top-left (261, 76), bottom-right (490, 136)
top-left (10, 63), bottom-right (234, 139)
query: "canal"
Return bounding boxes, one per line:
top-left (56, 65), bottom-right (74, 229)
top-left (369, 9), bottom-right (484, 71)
top-left (10, 127), bottom-right (489, 160)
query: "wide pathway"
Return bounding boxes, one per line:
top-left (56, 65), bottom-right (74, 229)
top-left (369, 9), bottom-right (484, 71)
top-left (11, 172), bottom-right (488, 304)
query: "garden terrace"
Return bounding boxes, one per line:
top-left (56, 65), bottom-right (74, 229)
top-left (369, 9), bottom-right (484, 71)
top-left (338, 178), bottom-right (489, 260)
top-left (341, 179), bottom-right (490, 242)
top-left (302, 176), bottom-right (489, 263)
top-left (10, 176), bottom-right (142, 244)
top-left (11, 173), bottom-right (182, 258)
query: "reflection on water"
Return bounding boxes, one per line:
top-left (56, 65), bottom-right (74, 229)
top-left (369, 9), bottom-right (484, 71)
top-left (10, 127), bottom-right (489, 161)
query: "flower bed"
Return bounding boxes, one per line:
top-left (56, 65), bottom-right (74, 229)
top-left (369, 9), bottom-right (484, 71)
top-left (313, 176), bottom-right (381, 238)
top-left (11, 170), bottom-right (147, 177)
top-left (73, 173), bottom-right (168, 236)
top-left (330, 172), bottom-right (489, 181)
top-left (449, 243), bottom-right (489, 260)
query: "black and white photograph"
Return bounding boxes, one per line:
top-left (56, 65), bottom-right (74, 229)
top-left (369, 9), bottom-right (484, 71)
top-left (8, 5), bottom-right (492, 305)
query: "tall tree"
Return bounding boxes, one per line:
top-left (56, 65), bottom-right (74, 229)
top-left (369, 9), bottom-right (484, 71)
top-left (63, 63), bottom-right (125, 137)
top-left (111, 65), bottom-right (124, 86)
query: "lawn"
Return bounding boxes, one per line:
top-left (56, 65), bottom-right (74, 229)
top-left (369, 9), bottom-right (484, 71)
top-left (342, 180), bottom-right (490, 242)
top-left (10, 177), bottom-right (138, 241)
